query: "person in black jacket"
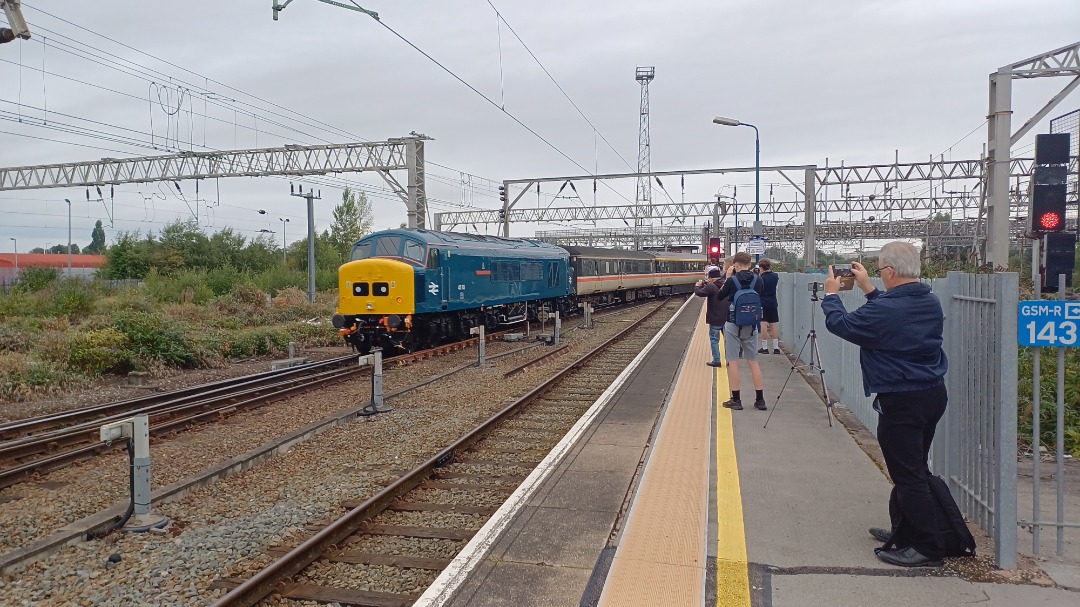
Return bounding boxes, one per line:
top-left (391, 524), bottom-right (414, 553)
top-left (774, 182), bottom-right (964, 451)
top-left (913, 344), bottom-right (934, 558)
top-left (694, 266), bottom-right (727, 367)
top-left (713, 252), bottom-right (766, 410)
top-left (757, 259), bottom-right (781, 354)
top-left (821, 241), bottom-right (949, 568)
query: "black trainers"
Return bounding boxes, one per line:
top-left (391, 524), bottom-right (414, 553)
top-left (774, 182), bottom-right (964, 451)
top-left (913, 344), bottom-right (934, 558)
top-left (757, 348), bottom-right (768, 354)
top-left (722, 399), bottom-right (743, 410)
top-left (772, 348), bottom-right (781, 354)
top-left (754, 398), bottom-right (768, 410)
top-left (706, 361), bottom-right (723, 367)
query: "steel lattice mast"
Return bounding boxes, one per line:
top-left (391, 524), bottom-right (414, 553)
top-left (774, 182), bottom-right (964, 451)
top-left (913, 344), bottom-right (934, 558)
top-left (635, 67), bottom-right (655, 245)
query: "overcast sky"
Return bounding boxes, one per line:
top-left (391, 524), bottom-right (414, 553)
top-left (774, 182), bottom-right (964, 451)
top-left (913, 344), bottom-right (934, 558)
top-left (1, 0), bottom-right (1077, 253)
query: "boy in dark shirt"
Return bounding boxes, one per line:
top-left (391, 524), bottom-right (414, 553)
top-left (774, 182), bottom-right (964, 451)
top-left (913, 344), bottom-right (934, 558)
top-left (714, 252), bottom-right (766, 410)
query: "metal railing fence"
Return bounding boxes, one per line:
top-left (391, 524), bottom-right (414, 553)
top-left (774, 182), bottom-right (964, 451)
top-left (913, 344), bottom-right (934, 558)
top-left (775, 271), bottom-right (1019, 568)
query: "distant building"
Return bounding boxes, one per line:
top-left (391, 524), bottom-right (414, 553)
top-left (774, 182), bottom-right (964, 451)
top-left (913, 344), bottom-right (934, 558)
top-left (0, 253), bottom-right (107, 285)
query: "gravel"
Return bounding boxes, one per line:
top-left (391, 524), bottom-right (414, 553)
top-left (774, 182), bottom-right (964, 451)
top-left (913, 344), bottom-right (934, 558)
top-left (0, 302), bottom-right (676, 606)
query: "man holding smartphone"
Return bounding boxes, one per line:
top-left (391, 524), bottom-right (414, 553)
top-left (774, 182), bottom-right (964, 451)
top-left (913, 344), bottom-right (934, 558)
top-left (819, 242), bottom-right (949, 567)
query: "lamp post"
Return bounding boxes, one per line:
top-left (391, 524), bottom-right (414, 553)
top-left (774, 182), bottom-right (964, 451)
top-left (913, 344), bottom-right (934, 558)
top-left (8, 237), bottom-right (15, 273)
top-left (860, 216), bottom-right (877, 263)
top-left (279, 218), bottom-right (289, 263)
top-left (63, 198), bottom-right (72, 277)
top-left (713, 116), bottom-right (760, 258)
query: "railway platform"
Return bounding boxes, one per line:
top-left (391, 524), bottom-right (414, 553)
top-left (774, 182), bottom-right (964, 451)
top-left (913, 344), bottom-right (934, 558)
top-left (421, 298), bottom-right (1077, 607)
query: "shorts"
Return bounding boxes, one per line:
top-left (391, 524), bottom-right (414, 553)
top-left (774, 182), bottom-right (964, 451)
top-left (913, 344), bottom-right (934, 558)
top-left (762, 305), bottom-right (779, 323)
top-left (723, 323), bottom-right (759, 361)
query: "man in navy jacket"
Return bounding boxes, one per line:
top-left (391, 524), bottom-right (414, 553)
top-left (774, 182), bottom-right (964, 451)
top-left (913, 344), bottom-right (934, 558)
top-left (820, 241), bottom-right (949, 568)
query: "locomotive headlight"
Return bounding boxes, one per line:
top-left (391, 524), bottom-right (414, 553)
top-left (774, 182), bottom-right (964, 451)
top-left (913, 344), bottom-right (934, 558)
top-left (396, 296), bottom-right (403, 303)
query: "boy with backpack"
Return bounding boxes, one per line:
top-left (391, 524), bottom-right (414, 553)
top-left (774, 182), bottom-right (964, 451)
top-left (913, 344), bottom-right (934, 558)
top-left (713, 252), bottom-right (766, 411)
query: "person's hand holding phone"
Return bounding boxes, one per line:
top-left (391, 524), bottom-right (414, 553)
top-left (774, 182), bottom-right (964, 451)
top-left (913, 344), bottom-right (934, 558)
top-left (850, 261), bottom-right (874, 294)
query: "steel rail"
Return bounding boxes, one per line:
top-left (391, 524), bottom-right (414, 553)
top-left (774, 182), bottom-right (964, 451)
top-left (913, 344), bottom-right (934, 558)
top-left (0, 367), bottom-right (363, 489)
top-left (0, 355), bottom-right (357, 440)
top-left (208, 298), bottom-right (675, 607)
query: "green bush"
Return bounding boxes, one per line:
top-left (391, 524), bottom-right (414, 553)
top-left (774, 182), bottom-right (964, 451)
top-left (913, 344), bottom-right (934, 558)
top-left (145, 268), bottom-right (214, 304)
top-left (215, 328), bottom-right (291, 358)
top-left (16, 267), bottom-right (61, 292)
top-left (109, 311), bottom-right (199, 369)
top-left (0, 353), bottom-right (73, 401)
top-left (45, 280), bottom-right (98, 318)
top-left (67, 328), bottom-right (131, 375)
top-left (1018, 346), bottom-right (1080, 457)
top-left (252, 266), bottom-right (307, 296)
top-left (205, 266), bottom-right (248, 296)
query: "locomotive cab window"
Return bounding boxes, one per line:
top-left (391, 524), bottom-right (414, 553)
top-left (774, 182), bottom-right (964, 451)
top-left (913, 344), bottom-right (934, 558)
top-left (403, 240), bottom-right (425, 263)
top-left (427, 248), bottom-right (440, 269)
top-left (375, 237), bottom-right (401, 257)
top-left (372, 282), bottom-right (390, 296)
top-left (349, 241), bottom-right (373, 261)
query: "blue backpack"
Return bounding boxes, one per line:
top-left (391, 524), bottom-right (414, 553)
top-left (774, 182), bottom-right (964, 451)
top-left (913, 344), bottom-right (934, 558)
top-left (728, 275), bottom-right (761, 331)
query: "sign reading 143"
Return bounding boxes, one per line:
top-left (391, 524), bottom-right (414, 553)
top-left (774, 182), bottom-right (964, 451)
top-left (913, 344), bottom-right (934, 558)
top-left (1018, 301), bottom-right (1080, 347)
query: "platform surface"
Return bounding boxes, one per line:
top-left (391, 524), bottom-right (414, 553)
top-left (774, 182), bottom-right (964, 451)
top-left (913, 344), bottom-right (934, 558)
top-left (438, 299), bottom-right (1077, 606)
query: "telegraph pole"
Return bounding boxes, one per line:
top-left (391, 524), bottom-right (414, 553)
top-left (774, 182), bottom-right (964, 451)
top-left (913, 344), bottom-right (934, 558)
top-left (291, 184), bottom-right (321, 304)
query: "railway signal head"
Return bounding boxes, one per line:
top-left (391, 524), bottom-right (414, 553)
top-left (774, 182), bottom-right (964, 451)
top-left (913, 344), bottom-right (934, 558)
top-left (708, 238), bottom-right (723, 258)
top-left (499, 185), bottom-right (507, 204)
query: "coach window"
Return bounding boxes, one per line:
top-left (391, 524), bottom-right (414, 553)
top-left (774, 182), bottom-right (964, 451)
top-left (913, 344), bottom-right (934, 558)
top-left (375, 236), bottom-right (401, 257)
top-left (427, 248), bottom-right (440, 268)
top-left (403, 239), bottom-right (425, 263)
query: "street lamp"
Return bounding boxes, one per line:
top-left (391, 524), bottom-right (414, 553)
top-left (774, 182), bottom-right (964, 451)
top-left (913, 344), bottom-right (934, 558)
top-left (64, 198), bottom-right (72, 277)
top-left (860, 216), bottom-right (877, 263)
top-left (713, 116), bottom-right (760, 258)
top-left (8, 237), bottom-right (15, 272)
top-left (279, 218), bottom-right (289, 262)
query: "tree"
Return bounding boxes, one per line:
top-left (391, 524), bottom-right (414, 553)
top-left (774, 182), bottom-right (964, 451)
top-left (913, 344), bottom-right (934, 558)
top-left (84, 220), bottom-right (107, 254)
top-left (329, 187), bottom-right (373, 261)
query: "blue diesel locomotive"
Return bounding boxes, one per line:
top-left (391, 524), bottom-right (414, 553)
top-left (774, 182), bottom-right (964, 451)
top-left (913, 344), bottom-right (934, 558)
top-left (331, 229), bottom-right (704, 354)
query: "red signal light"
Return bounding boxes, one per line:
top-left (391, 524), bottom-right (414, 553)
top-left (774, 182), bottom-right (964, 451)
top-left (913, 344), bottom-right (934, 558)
top-left (710, 246), bottom-right (719, 254)
top-left (1040, 212), bottom-right (1062, 230)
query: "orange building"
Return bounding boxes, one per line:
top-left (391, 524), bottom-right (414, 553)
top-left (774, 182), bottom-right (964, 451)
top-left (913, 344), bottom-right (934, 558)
top-left (0, 254), bottom-right (107, 270)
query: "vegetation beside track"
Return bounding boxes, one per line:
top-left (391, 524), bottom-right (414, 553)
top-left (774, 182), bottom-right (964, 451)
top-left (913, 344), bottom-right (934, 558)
top-left (0, 272), bottom-right (339, 402)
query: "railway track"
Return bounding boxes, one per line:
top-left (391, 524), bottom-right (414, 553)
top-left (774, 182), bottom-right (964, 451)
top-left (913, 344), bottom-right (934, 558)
top-left (0, 300), bottom-right (657, 491)
top-left (207, 297), bottom-right (681, 607)
top-left (0, 329), bottom-right (519, 490)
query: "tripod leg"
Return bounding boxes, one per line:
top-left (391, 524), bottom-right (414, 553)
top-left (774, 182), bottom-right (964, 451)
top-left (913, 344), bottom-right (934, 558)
top-left (763, 330), bottom-right (813, 429)
top-left (809, 333), bottom-right (835, 427)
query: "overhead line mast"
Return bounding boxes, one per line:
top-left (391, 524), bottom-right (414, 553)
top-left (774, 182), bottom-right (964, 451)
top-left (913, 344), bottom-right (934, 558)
top-left (0, 0), bottom-right (31, 44)
top-left (635, 67), bottom-right (655, 248)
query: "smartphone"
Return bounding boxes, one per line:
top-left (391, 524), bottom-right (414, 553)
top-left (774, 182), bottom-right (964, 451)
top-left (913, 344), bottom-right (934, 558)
top-left (832, 264), bottom-right (855, 291)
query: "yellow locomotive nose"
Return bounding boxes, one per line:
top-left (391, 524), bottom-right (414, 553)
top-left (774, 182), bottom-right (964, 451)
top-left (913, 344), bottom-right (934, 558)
top-left (336, 258), bottom-right (416, 317)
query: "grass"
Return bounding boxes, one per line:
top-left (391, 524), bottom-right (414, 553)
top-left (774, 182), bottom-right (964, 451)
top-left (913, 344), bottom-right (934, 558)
top-left (0, 278), bottom-right (340, 403)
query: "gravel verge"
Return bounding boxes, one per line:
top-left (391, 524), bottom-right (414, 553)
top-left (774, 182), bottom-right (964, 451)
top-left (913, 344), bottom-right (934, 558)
top-left (0, 302), bottom-right (678, 606)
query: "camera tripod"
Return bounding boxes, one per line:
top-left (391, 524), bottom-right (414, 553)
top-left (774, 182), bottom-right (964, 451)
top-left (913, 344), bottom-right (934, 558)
top-left (764, 284), bottom-right (835, 428)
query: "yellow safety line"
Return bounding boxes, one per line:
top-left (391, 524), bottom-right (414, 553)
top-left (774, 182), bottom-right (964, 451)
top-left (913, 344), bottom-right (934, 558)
top-left (714, 343), bottom-right (752, 605)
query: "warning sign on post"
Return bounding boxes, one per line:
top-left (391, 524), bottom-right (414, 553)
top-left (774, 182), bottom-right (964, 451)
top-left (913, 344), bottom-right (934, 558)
top-left (748, 236), bottom-right (766, 256)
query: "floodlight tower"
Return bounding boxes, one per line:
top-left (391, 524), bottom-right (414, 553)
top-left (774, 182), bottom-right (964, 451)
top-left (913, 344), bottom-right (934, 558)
top-left (635, 66), bottom-right (655, 247)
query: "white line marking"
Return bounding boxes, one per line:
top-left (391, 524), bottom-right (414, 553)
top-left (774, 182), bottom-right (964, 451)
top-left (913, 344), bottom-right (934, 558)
top-left (413, 296), bottom-right (695, 606)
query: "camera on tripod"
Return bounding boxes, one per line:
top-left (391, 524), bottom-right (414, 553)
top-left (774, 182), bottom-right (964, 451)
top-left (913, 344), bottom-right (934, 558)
top-left (807, 281), bottom-right (824, 292)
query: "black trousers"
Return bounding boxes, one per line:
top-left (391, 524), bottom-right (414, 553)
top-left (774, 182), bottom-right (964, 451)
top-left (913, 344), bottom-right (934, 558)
top-left (875, 383), bottom-right (948, 559)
